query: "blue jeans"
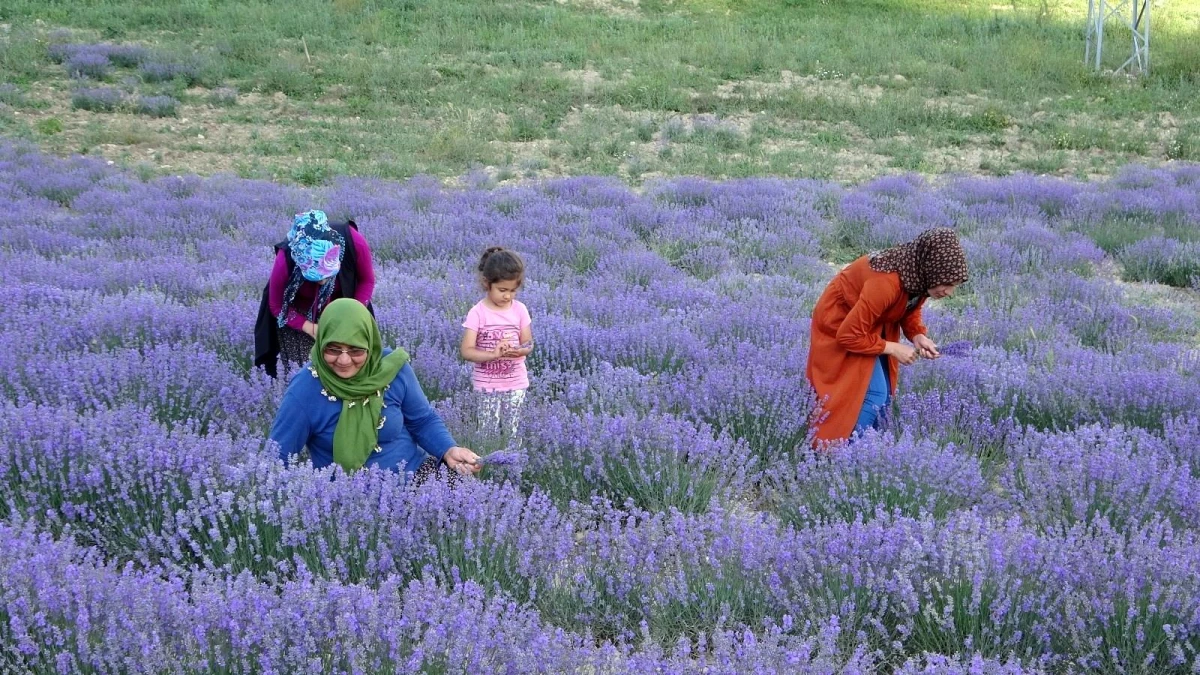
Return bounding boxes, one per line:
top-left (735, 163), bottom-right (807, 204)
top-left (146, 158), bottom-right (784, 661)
top-left (854, 356), bottom-right (892, 436)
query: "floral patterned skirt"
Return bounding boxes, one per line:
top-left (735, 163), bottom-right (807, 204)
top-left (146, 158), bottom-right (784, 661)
top-left (411, 456), bottom-right (463, 488)
top-left (279, 327), bottom-right (315, 369)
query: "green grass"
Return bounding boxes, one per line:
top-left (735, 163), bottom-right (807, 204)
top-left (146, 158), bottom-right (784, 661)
top-left (0, 0), bottom-right (1197, 184)
top-left (1168, 123), bottom-right (1200, 161)
top-left (1017, 151), bottom-right (1067, 174)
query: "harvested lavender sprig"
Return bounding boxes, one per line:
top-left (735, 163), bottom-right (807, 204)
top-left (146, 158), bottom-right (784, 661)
top-left (475, 450), bottom-right (525, 468)
top-left (937, 340), bottom-right (973, 357)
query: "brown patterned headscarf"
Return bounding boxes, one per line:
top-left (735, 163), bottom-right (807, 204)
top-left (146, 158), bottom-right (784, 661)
top-left (868, 227), bottom-right (968, 297)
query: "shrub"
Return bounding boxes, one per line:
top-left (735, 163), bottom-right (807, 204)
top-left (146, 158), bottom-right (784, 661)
top-left (105, 44), bottom-right (150, 68)
top-left (65, 51), bottom-right (111, 79)
top-left (0, 83), bottom-right (23, 106)
top-left (133, 94), bottom-right (179, 118)
top-left (49, 42), bottom-right (148, 69)
top-left (207, 86), bottom-right (237, 106)
top-left (138, 58), bottom-right (201, 84)
top-left (1119, 236), bottom-right (1200, 288)
top-left (71, 86), bottom-right (125, 112)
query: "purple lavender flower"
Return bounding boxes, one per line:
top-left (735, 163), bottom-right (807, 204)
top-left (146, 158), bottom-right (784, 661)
top-left (760, 431), bottom-right (999, 526)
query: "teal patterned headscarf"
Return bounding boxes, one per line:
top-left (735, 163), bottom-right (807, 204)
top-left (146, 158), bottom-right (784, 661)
top-left (276, 209), bottom-right (346, 327)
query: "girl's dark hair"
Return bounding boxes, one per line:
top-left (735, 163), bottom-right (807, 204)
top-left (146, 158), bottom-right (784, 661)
top-left (478, 247), bottom-right (525, 287)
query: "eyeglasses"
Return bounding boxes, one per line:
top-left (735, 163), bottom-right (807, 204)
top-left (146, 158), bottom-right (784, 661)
top-left (323, 346), bottom-right (368, 359)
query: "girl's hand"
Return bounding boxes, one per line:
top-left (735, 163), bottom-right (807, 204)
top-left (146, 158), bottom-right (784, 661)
top-left (912, 334), bottom-right (940, 359)
top-left (502, 340), bottom-right (534, 358)
top-left (490, 342), bottom-right (510, 360)
top-left (303, 321), bottom-right (318, 338)
top-left (444, 446), bottom-right (481, 475)
top-left (885, 341), bottom-right (918, 365)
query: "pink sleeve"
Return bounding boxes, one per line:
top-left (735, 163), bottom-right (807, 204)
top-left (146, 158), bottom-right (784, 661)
top-left (348, 228), bottom-right (375, 305)
top-left (518, 302), bottom-right (532, 329)
top-left (462, 305), bottom-right (481, 331)
top-left (267, 250), bottom-right (307, 331)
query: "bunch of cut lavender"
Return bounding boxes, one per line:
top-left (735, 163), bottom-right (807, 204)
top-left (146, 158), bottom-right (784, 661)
top-left (476, 449), bottom-right (525, 469)
top-left (937, 340), bottom-right (973, 357)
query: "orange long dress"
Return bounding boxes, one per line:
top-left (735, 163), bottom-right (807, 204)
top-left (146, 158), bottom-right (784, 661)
top-left (807, 256), bottom-right (927, 443)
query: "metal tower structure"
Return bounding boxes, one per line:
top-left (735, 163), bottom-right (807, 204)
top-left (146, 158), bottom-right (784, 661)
top-left (1085, 0), bottom-right (1152, 75)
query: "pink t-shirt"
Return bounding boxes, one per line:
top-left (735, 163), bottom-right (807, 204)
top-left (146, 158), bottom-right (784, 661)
top-left (463, 299), bottom-right (532, 392)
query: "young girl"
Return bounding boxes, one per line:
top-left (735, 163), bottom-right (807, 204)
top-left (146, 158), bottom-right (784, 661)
top-left (460, 247), bottom-right (533, 438)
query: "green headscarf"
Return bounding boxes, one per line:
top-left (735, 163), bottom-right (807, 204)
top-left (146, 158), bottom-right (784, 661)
top-left (310, 298), bottom-right (410, 471)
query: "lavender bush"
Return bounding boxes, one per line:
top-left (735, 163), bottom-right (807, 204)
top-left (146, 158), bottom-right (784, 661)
top-left (105, 43), bottom-right (151, 68)
top-left (65, 50), bottom-right (111, 79)
top-left (134, 94), bottom-right (179, 117)
top-left (208, 85), bottom-right (238, 106)
top-left (0, 83), bottom-right (23, 106)
top-left (0, 139), bottom-right (1198, 669)
top-left (48, 42), bottom-right (149, 68)
top-left (70, 85), bottom-right (125, 112)
top-left (1002, 425), bottom-right (1200, 533)
top-left (138, 57), bottom-right (203, 84)
top-left (759, 432), bottom-right (1000, 527)
top-left (1119, 235), bottom-right (1200, 288)
top-left (518, 405), bottom-right (751, 512)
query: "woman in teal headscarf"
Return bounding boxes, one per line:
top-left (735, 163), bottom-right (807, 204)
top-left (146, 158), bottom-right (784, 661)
top-left (268, 299), bottom-right (481, 477)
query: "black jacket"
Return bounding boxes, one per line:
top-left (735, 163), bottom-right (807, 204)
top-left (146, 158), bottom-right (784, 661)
top-left (253, 220), bottom-right (373, 378)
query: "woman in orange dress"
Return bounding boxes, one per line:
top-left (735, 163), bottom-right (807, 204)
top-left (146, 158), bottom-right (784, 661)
top-left (807, 228), bottom-right (969, 445)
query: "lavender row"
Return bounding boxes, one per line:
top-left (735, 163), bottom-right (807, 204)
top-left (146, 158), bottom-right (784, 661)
top-left (3, 500), bottom-right (1195, 671)
top-left (3, 142), bottom-right (1197, 284)
top-left (6, 518), bottom-right (1068, 673)
top-left (3, 402), bottom-right (1199, 668)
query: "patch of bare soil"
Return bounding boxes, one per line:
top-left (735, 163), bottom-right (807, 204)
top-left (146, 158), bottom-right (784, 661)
top-left (922, 144), bottom-right (989, 175)
top-left (715, 69), bottom-right (885, 105)
top-left (923, 92), bottom-right (995, 116)
top-left (6, 44), bottom-right (1183, 190)
top-left (555, 67), bottom-right (607, 97)
top-left (13, 80), bottom-right (288, 175)
top-left (554, 0), bottom-right (641, 17)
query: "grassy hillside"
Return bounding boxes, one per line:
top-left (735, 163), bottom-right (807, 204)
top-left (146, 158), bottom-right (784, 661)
top-left (1, 0), bottom-right (1197, 184)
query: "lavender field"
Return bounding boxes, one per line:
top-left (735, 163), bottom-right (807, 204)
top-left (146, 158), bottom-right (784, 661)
top-left (1, 139), bottom-right (1199, 673)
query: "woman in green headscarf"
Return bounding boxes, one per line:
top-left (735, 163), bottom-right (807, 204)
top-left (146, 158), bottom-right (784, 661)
top-left (268, 298), bottom-right (481, 477)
